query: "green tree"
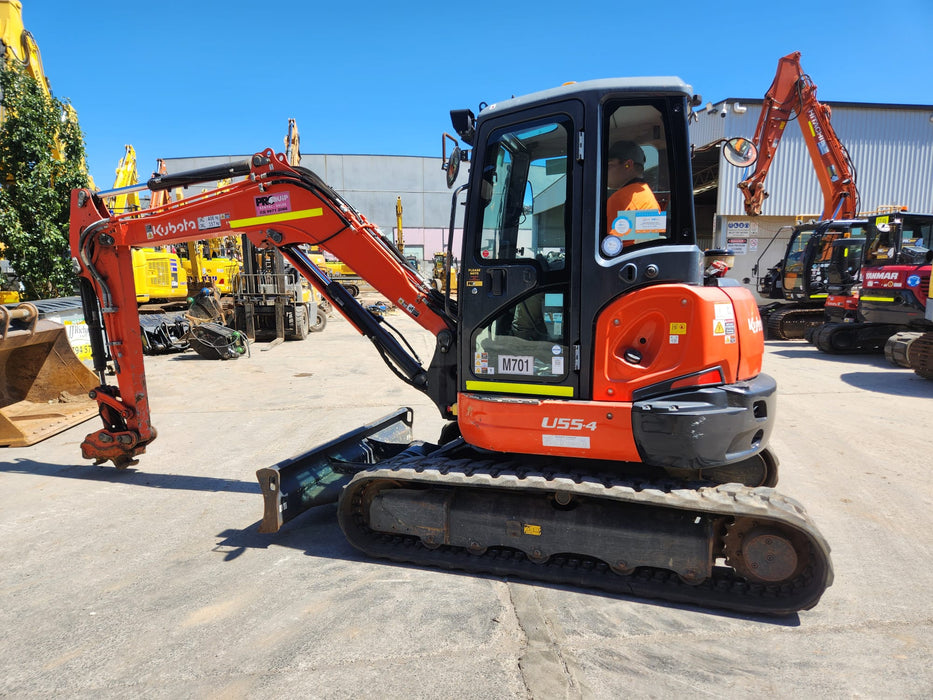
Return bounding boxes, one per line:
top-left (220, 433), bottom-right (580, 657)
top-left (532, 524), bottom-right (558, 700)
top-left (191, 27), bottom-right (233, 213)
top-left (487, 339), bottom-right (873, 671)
top-left (0, 60), bottom-right (90, 300)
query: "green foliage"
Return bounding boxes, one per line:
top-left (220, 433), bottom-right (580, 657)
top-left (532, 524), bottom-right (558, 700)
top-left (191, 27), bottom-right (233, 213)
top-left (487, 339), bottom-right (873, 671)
top-left (0, 60), bottom-right (90, 300)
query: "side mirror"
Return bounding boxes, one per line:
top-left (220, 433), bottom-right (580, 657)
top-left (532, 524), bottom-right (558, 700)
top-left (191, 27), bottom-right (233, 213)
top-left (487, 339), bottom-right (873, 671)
top-left (442, 133), bottom-right (462, 189)
top-left (723, 137), bottom-right (758, 168)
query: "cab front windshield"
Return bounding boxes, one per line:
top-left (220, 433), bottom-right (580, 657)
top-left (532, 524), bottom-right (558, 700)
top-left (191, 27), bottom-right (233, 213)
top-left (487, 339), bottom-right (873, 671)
top-left (472, 118), bottom-right (571, 383)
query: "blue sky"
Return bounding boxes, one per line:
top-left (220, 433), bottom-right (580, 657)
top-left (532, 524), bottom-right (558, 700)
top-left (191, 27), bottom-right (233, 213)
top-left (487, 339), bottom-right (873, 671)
top-left (24, 0), bottom-right (933, 188)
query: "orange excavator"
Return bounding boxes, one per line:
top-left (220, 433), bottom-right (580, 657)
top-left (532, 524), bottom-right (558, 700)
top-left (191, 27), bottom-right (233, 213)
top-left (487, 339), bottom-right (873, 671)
top-left (738, 51), bottom-right (862, 339)
top-left (739, 51), bottom-right (858, 221)
top-left (70, 78), bottom-right (832, 614)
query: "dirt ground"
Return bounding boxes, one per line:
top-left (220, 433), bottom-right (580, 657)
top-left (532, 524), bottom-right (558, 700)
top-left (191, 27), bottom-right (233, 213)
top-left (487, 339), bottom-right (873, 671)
top-left (1, 299), bottom-right (931, 698)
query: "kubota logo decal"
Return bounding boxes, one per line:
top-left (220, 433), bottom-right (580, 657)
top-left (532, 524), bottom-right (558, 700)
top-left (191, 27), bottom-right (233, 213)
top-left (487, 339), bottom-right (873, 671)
top-left (145, 219), bottom-right (197, 239)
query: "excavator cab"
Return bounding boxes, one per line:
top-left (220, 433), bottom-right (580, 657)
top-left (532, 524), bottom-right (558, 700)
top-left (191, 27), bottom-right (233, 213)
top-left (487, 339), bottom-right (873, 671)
top-left (451, 82), bottom-right (775, 470)
top-left (457, 87), bottom-right (696, 404)
top-left (780, 220), bottom-right (869, 302)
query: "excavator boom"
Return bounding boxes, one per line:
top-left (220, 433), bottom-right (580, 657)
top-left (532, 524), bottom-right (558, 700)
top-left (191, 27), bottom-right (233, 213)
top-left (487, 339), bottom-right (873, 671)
top-left (738, 51), bottom-right (858, 220)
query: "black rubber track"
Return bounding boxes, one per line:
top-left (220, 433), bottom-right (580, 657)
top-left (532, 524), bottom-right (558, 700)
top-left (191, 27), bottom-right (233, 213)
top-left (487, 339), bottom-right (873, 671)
top-left (337, 454), bottom-right (833, 616)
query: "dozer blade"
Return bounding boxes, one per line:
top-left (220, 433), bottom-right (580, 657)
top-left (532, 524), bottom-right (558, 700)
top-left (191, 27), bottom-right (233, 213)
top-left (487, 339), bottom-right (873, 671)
top-left (256, 408), bottom-right (421, 533)
top-left (0, 304), bottom-right (99, 447)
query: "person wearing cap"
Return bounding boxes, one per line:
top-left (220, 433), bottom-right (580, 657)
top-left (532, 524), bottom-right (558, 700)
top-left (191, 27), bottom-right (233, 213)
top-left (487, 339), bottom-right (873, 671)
top-left (606, 140), bottom-right (660, 234)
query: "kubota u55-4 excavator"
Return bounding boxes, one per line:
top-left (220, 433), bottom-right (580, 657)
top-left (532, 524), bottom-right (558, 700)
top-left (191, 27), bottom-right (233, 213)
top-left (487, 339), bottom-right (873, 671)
top-left (70, 78), bottom-right (832, 614)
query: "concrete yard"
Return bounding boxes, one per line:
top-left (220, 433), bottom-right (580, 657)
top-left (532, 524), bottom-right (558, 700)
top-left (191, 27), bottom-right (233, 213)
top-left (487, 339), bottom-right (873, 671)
top-left (2, 303), bottom-right (932, 699)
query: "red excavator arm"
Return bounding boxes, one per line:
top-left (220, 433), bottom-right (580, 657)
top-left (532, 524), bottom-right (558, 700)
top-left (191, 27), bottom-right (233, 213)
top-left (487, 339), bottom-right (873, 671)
top-left (71, 149), bottom-right (455, 467)
top-left (738, 51), bottom-right (858, 220)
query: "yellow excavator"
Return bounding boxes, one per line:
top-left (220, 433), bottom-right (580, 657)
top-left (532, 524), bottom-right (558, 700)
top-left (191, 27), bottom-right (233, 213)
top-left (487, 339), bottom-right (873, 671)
top-left (0, 0), bottom-right (99, 446)
top-left (108, 153), bottom-right (191, 307)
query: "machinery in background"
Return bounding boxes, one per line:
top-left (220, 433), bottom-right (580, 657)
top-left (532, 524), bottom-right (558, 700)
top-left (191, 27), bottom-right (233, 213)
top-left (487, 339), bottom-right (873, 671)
top-left (737, 51), bottom-right (860, 339)
top-left (0, 242), bottom-right (21, 303)
top-left (71, 78), bottom-right (832, 614)
top-left (111, 155), bottom-right (190, 310)
top-left (0, 302), bottom-right (99, 447)
top-left (316, 257), bottom-right (369, 297)
top-left (233, 238), bottom-right (324, 342)
top-left (815, 211), bottom-right (933, 359)
top-left (431, 251), bottom-right (458, 294)
top-left (229, 118), bottom-right (325, 343)
top-left (758, 218), bottom-right (870, 339)
top-left (737, 52), bottom-right (858, 221)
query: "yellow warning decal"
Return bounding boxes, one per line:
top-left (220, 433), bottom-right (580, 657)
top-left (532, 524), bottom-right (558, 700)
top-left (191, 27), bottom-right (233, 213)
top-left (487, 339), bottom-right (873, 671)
top-left (229, 207), bottom-right (324, 228)
top-left (670, 322), bottom-right (687, 335)
top-left (523, 524), bottom-right (541, 536)
top-left (465, 380), bottom-right (574, 397)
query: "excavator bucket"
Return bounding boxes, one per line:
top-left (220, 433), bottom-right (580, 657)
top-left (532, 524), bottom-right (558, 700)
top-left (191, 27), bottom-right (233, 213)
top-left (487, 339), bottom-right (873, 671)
top-left (0, 303), bottom-right (99, 447)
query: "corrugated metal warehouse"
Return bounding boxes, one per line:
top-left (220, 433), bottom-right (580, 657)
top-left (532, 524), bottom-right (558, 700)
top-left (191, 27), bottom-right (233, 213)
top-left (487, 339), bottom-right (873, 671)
top-left (690, 98), bottom-right (933, 300)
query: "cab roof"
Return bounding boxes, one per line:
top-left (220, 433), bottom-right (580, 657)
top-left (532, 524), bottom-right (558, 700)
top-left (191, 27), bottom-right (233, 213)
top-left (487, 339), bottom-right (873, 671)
top-left (479, 77), bottom-right (694, 120)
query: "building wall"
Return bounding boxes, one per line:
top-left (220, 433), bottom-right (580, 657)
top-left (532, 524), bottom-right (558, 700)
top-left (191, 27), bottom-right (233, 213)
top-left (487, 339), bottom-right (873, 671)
top-left (690, 99), bottom-right (933, 303)
top-left (162, 153), bottom-right (469, 269)
top-left (709, 102), bottom-right (933, 217)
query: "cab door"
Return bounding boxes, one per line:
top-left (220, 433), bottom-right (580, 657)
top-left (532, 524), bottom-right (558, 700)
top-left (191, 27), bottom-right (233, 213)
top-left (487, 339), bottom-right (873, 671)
top-left (459, 102), bottom-right (583, 400)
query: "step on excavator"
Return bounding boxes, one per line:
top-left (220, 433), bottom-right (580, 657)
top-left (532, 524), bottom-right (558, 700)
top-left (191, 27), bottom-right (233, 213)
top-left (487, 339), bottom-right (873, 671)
top-left (70, 78), bottom-right (832, 614)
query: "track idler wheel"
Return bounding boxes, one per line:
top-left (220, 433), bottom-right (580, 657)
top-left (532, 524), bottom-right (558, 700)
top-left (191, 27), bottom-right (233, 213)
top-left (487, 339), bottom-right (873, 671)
top-left (723, 518), bottom-right (809, 584)
top-left (698, 448), bottom-right (779, 488)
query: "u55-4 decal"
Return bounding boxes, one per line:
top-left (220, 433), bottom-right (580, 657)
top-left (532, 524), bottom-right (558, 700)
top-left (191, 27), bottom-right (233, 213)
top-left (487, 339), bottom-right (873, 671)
top-left (541, 417), bottom-right (597, 431)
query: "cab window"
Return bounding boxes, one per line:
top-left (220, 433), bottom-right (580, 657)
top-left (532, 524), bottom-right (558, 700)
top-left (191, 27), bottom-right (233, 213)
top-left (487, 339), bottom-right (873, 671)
top-left (600, 103), bottom-right (670, 259)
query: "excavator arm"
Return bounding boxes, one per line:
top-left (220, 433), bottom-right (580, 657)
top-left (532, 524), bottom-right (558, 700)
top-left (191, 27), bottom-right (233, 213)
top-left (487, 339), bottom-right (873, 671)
top-left (70, 149), bottom-right (457, 467)
top-left (738, 51), bottom-right (858, 220)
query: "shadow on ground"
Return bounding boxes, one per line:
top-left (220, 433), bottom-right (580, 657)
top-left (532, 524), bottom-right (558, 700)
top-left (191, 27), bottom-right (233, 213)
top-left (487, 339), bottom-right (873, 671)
top-left (214, 504), bottom-right (805, 628)
top-left (0, 457), bottom-right (258, 493)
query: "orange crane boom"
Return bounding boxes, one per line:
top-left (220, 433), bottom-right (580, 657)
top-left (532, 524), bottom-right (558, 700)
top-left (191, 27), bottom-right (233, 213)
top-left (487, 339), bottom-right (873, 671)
top-left (738, 51), bottom-right (859, 221)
